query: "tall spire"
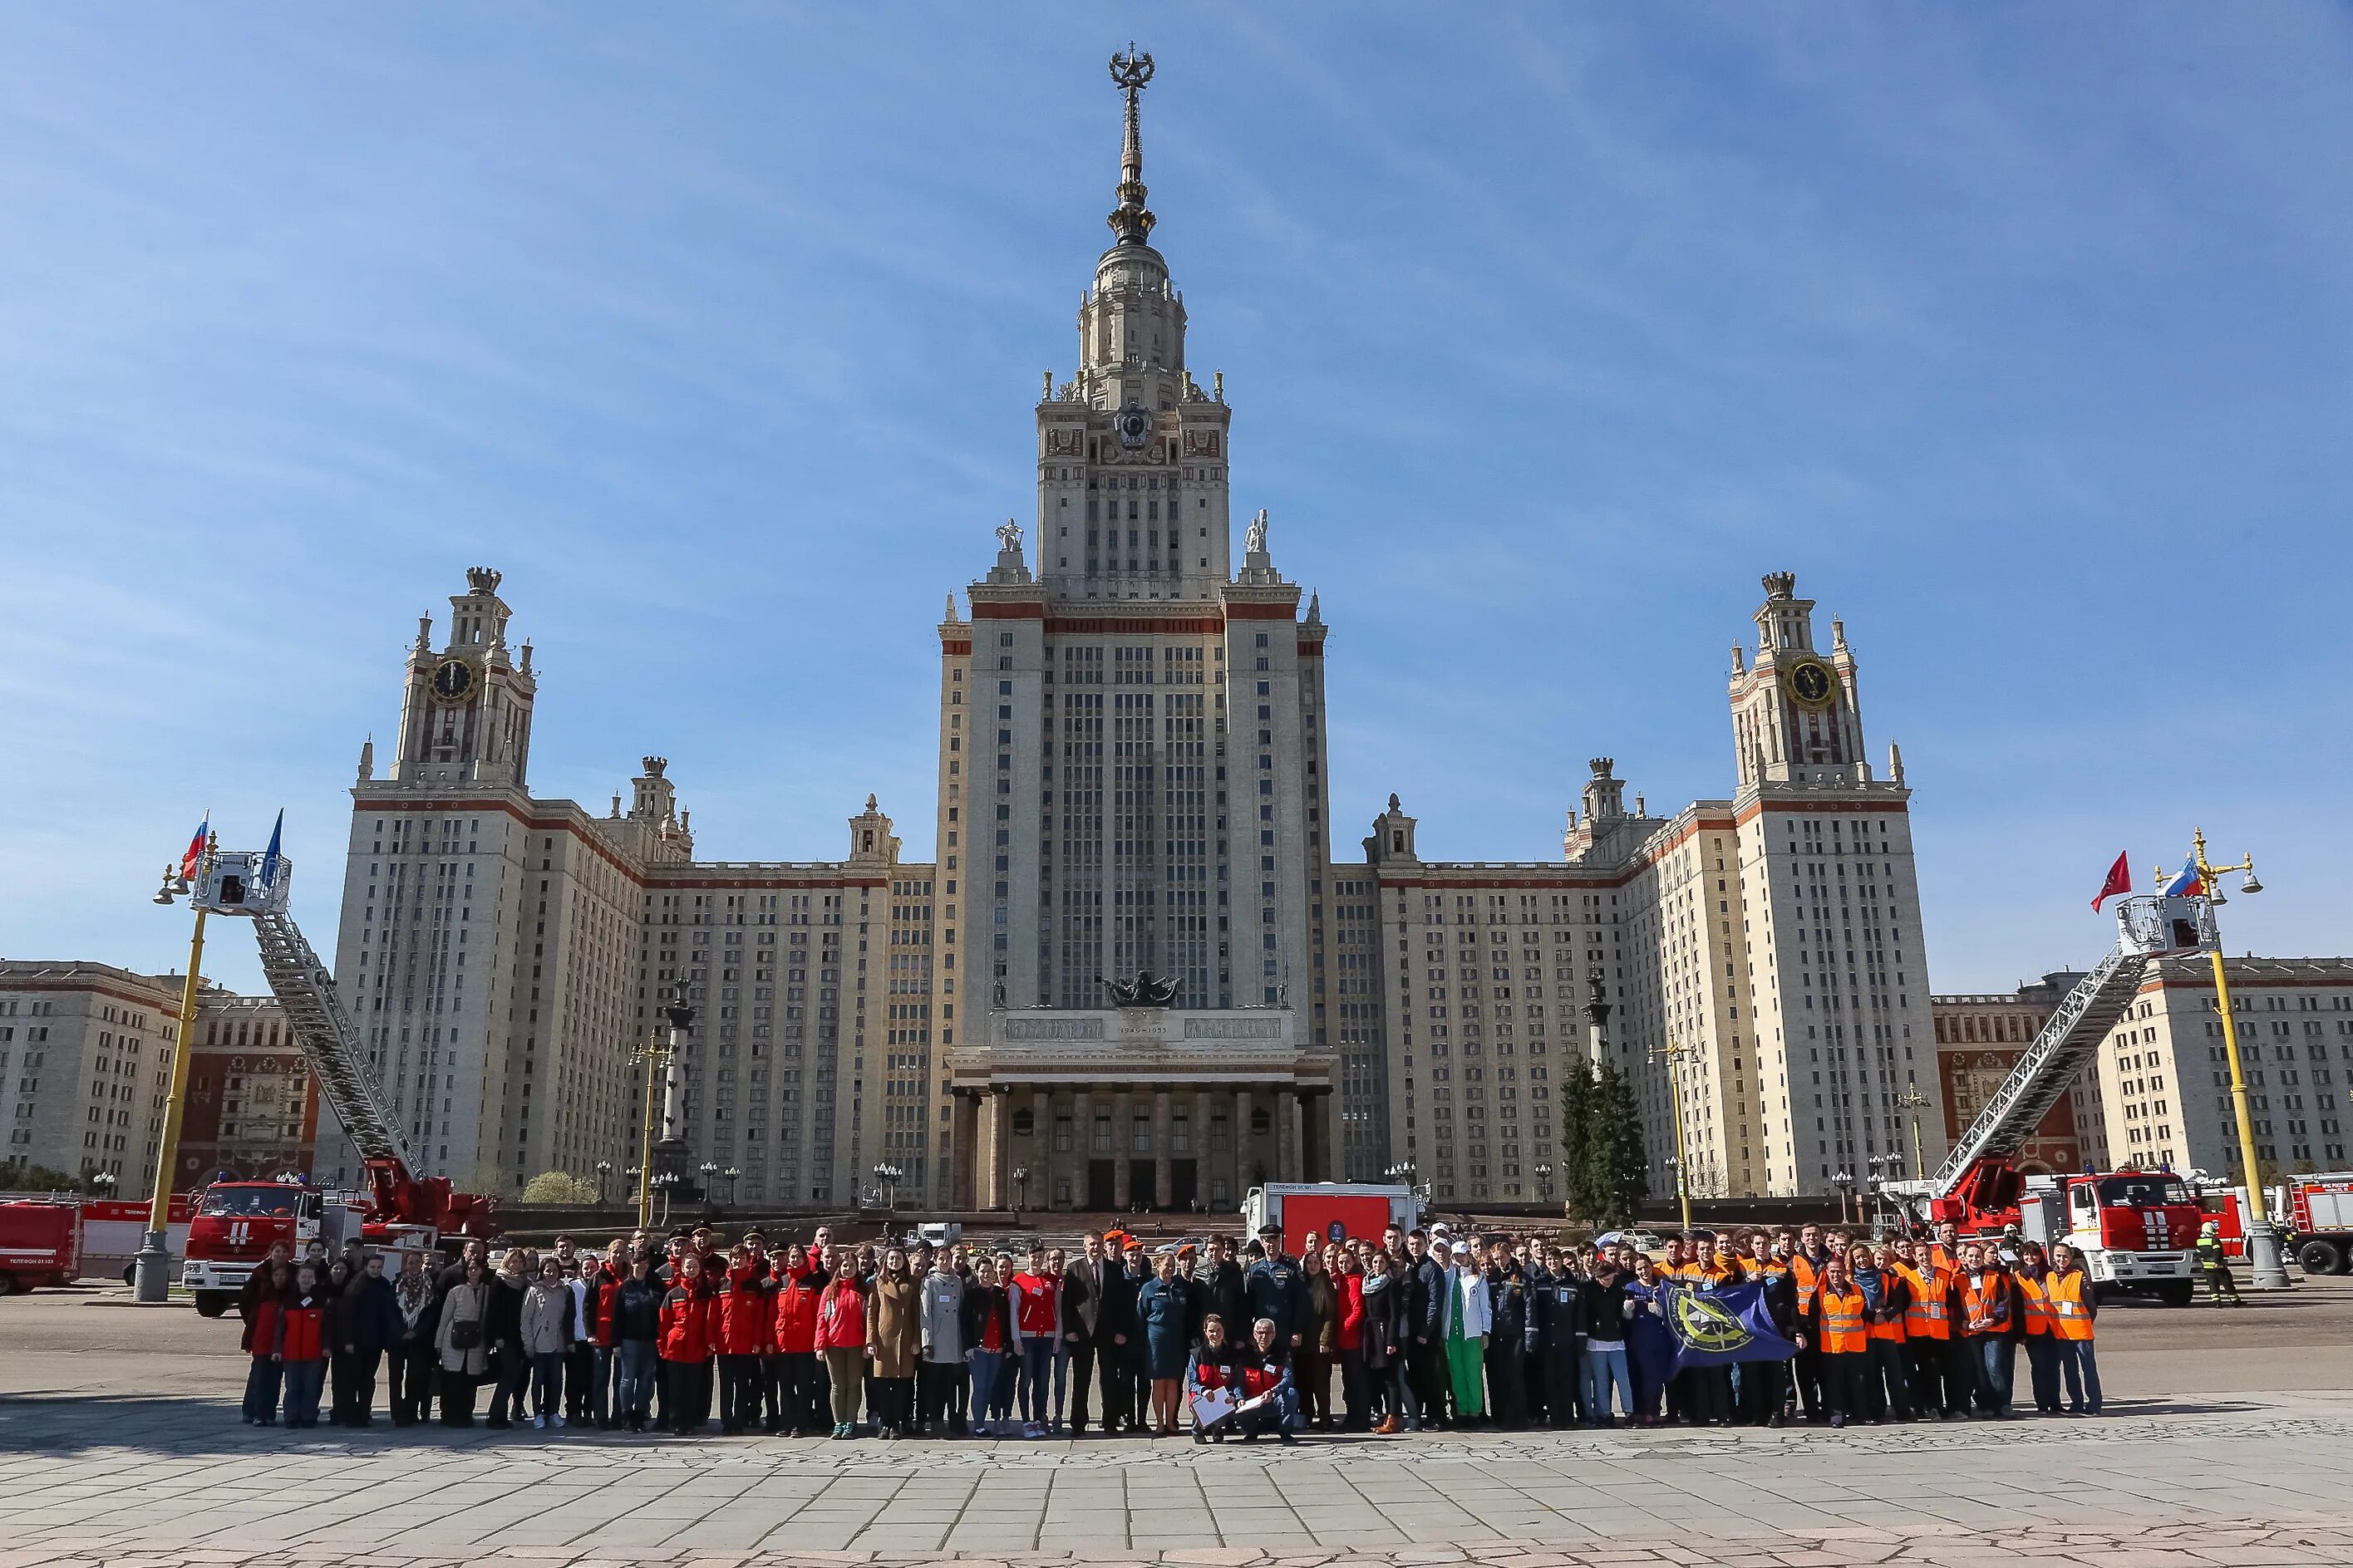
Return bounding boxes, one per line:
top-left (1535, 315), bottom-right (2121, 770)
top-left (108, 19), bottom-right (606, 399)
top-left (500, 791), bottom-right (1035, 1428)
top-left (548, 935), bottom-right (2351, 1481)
top-left (1107, 47), bottom-right (1156, 247)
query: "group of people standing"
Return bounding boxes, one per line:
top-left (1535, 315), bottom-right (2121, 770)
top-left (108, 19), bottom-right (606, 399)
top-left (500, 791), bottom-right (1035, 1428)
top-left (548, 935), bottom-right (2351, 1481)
top-left (226, 1214), bottom-right (2104, 1438)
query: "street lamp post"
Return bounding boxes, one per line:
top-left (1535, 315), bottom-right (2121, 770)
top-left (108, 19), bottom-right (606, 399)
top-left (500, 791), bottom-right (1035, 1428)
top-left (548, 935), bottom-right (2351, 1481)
top-left (630, 1029), bottom-right (673, 1231)
top-left (1651, 1031), bottom-right (1695, 1232)
top-left (1012, 1164), bottom-right (1029, 1215)
top-left (91, 1171), bottom-right (118, 1199)
top-left (699, 1160), bottom-right (719, 1209)
top-left (2177, 830), bottom-right (2289, 1290)
top-left (139, 838), bottom-right (216, 1305)
top-left (723, 1167), bottom-right (741, 1207)
top-left (594, 1160), bottom-right (612, 1205)
top-left (1832, 1168), bottom-right (1854, 1226)
top-left (1895, 1089), bottom-right (1931, 1181)
top-left (1533, 1161), bottom-right (1553, 1212)
top-left (652, 1171), bottom-right (679, 1226)
top-left (872, 1162), bottom-right (903, 1212)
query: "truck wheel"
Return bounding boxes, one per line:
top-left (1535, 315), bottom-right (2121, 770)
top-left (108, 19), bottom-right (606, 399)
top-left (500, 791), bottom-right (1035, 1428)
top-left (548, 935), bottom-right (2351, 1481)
top-left (2155, 1280), bottom-right (2194, 1308)
top-left (0, 1271), bottom-right (17, 1297)
top-left (122, 1262), bottom-right (136, 1286)
top-left (194, 1291), bottom-right (230, 1319)
top-left (2297, 1239), bottom-right (2345, 1276)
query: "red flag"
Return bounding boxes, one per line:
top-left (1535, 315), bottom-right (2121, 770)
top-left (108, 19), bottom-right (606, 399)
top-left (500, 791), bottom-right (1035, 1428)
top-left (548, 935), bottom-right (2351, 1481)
top-left (2091, 851), bottom-right (2132, 912)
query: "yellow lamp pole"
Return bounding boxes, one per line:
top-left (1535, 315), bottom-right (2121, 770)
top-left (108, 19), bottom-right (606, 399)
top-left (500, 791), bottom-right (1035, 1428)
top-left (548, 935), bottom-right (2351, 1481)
top-left (1651, 1030), bottom-right (1694, 1232)
top-left (136, 836), bottom-right (214, 1305)
top-left (2174, 828), bottom-right (2289, 1289)
top-left (1896, 1087), bottom-right (1930, 1181)
top-left (632, 1029), bottom-right (672, 1231)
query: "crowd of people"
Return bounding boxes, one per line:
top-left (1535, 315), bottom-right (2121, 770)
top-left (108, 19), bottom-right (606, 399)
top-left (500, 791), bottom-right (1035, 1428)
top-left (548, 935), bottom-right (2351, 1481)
top-left (229, 1215), bottom-right (2105, 1438)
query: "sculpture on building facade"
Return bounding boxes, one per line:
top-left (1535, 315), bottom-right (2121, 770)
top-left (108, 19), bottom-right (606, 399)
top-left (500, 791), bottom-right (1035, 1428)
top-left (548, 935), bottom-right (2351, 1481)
top-left (1096, 969), bottom-right (1180, 1008)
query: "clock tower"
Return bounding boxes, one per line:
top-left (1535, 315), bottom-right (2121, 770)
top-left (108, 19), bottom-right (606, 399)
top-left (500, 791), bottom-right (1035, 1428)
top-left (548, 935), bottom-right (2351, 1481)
top-left (388, 566), bottom-right (537, 787)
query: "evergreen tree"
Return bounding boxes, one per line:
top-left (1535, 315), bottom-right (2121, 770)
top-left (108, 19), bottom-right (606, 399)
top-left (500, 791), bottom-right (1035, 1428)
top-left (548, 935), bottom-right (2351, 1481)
top-left (1584, 1061), bottom-right (1652, 1228)
top-left (1557, 1060), bottom-right (1602, 1225)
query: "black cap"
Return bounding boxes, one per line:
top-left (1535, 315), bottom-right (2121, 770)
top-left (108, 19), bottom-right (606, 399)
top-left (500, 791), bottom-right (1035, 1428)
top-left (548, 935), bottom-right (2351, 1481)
top-left (1258, 1222), bottom-right (1282, 1237)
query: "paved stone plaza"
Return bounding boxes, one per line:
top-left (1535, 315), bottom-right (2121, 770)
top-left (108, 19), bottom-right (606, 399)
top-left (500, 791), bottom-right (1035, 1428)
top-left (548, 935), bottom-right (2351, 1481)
top-left (3, 1284), bottom-right (2352, 1567)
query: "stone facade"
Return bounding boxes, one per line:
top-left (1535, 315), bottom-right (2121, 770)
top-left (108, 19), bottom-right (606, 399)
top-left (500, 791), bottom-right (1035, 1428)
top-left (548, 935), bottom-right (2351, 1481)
top-left (307, 61), bottom-right (1963, 1208)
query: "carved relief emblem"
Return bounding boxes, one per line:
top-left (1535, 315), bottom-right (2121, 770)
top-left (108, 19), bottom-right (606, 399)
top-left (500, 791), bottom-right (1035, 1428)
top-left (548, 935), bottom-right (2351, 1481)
top-left (1183, 430), bottom-right (1220, 458)
top-left (1045, 428), bottom-right (1085, 457)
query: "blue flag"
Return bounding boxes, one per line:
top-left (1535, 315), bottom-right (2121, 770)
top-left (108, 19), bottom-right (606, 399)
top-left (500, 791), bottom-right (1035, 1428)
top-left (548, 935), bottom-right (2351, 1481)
top-left (1657, 1281), bottom-right (1798, 1372)
top-left (259, 809), bottom-right (283, 891)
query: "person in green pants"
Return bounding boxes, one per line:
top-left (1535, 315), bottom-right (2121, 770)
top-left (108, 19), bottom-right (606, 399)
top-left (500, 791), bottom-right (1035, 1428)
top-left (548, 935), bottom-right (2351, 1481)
top-left (1443, 1237), bottom-right (1491, 1422)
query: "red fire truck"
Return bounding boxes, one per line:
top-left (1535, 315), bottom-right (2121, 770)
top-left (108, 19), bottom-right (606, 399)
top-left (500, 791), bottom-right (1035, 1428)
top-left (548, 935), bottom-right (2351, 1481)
top-left (175, 846), bottom-right (498, 1318)
top-left (1243, 1182), bottom-right (1421, 1261)
top-left (0, 1200), bottom-right (81, 1294)
top-left (1888, 892), bottom-right (2218, 1305)
top-left (2285, 1172), bottom-right (2353, 1276)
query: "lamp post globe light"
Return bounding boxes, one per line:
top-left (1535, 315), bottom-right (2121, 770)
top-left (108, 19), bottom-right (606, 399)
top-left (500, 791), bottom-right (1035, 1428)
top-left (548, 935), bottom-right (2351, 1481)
top-left (594, 1160), bottom-right (612, 1204)
top-left (1832, 1168), bottom-right (1854, 1226)
top-left (2177, 830), bottom-right (2290, 1290)
top-left (1012, 1164), bottom-right (1029, 1215)
top-left (723, 1167), bottom-right (741, 1206)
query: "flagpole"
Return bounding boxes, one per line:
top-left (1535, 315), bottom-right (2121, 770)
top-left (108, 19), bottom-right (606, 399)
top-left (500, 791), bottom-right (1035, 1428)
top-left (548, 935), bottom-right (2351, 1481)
top-left (135, 833), bottom-right (214, 1305)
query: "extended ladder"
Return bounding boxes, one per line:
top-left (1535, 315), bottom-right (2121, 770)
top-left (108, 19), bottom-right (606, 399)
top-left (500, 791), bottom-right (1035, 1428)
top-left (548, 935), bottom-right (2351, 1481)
top-left (251, 909), bottom-right (419, 1175)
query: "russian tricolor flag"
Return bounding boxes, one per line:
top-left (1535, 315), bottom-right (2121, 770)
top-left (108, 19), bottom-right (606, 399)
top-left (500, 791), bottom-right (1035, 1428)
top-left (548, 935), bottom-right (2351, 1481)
top-left (178, 815), bottom-right (209, 883)
top-left (2162, 857), bottom-right (2205, 897)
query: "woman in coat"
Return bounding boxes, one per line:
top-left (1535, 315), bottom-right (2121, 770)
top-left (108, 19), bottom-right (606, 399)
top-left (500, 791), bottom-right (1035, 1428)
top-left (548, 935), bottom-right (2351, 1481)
top-left (389, 1251), bottom-right (441, 1427)
top-left (241, 1259), bottom-right (293, 1425)
top-left (865, 1246), bottom-right (920, 1440)
top-left (1136, 1249), bottom-right (1192, 1437)
top-left (433, 1259), bottom-right (493, 1427)
top-left (1298, 1248), bottom-right (1339, 1432)
top-left (815, 1261), bottom-right (869, 1438)
top-left (1357, 1249), bottom-right (1406, 1433)
top-left (1332, 1246), bottom-right (1370, 1432)
top-left (519, 1255), bottom-right (575, 1429)
top-left (482, 1250), bottom-right (531, 1428)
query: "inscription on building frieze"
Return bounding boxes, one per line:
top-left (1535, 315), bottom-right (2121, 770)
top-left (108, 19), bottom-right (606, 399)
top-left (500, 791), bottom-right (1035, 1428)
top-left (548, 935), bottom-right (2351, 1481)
top-left (1003, 1017), bottom-right (1105, 1041)
top-left (1182, 1017), bottom-right (1283, 1040)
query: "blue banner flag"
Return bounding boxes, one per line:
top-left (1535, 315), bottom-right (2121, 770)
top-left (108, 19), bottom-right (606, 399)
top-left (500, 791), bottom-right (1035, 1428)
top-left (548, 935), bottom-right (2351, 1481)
top-left (259, 809), bottom-right (284, 891)
top-left (1658, 1281), bottom-right (1798, 1372)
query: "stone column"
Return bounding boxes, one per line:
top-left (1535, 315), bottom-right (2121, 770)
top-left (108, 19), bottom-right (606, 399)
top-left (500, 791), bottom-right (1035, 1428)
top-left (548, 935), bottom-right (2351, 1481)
top-left (1072, 1087), bottom-right (1093, 1211)
top-left (1153, 1089), bottom-right (1174, 1209)
top-left (1194, 1088), bottom-right (1215, 1210)
top-left (1112, 1089), bottom-right (1134, 1209)
top-left (991, 1085), bottom-right (1013, 1212)
top-left (949, 1091), bottom-right (980, 1210)
top-left (1234, 1086), bottom-right (1256, 1194)
top-left (1025, 1088), bottom-right (1050, 1215)
top-left (1277, 1088), bottom-right (1298, 1182)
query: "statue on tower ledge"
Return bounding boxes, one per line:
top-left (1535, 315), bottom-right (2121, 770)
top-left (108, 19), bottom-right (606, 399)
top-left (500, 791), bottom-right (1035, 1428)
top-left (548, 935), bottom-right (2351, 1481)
top-left (1096, 969), bottom-right (1180, 1008)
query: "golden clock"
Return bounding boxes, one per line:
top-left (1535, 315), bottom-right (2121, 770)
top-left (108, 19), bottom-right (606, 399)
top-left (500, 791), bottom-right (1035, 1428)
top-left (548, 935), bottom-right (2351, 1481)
top-left (1783, 657), bottom-right (1836, 712)
top-left (429, 656), bottom-right (478, 705)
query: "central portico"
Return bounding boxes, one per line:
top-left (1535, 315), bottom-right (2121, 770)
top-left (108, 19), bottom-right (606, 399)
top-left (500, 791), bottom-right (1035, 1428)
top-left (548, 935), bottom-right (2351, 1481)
top-left (948, 1002), bottom-right (1332, 1211)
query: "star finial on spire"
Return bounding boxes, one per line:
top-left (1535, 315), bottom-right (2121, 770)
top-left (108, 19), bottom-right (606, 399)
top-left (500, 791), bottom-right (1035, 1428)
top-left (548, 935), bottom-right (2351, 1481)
top-left (1107, 47), bottom-right (1157, 246)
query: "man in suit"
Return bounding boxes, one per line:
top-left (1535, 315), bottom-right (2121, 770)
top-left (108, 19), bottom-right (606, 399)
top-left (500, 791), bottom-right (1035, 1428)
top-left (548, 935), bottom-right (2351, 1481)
top-left (1061, 1233), bottom-right (1112, 1435)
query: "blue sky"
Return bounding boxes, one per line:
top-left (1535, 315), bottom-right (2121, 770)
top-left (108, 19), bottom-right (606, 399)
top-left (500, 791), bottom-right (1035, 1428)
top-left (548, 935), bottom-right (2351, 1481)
top-left (5, 6), bottom-right (2349, 995)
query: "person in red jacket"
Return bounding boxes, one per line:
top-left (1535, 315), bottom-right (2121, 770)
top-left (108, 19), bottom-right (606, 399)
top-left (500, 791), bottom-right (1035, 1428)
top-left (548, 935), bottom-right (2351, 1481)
top-left (772, 1242), bottom-right (826, 1437)
top-left (587, 1241), bottom-right (628, 1429)
top-left (716, 1243), bottom-right (774, 1435)
top-left (273, 1263), bottom-right (330, 1429)
top-left (658, 1253), bottom-right (712, 1436)
top-left (815, 1262), bottom-right (869, 1439)
top-left (242, 1258), bottom-right (293, 1425)
top-left (1334, 1247), bottom-right (1371, 1431)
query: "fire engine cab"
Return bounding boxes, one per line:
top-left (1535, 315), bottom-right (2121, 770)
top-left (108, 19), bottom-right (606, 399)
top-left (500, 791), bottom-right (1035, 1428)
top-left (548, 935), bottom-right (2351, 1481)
top-left (1888, 891), bottom-right (2216, 1306)
top-left (181, 1182), bottom-right (368, 1316)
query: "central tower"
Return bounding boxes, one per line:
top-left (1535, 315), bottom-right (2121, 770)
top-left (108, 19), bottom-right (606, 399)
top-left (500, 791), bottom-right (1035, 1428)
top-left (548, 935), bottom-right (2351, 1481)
top-left (938, 55), bottom-right (1338, 1211)
top-left (1035, 50), bottom-right (1234, 602)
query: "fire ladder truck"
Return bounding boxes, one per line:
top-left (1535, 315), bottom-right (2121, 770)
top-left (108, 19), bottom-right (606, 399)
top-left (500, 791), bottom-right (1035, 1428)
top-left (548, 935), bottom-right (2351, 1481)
top-left (1885, 892), bottom-right (2212, 1305)
top-left (179, 846), bottom-right (496, 1316)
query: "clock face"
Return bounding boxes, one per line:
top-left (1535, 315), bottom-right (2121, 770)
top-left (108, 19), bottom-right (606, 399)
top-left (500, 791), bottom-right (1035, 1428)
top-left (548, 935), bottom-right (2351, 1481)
top-left (1115, 407), bottom-right (1152, 450)
top-left (430, 657), bottom-right (477, 704)
top-left (1784, 658), bottom-right (1835, 711)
